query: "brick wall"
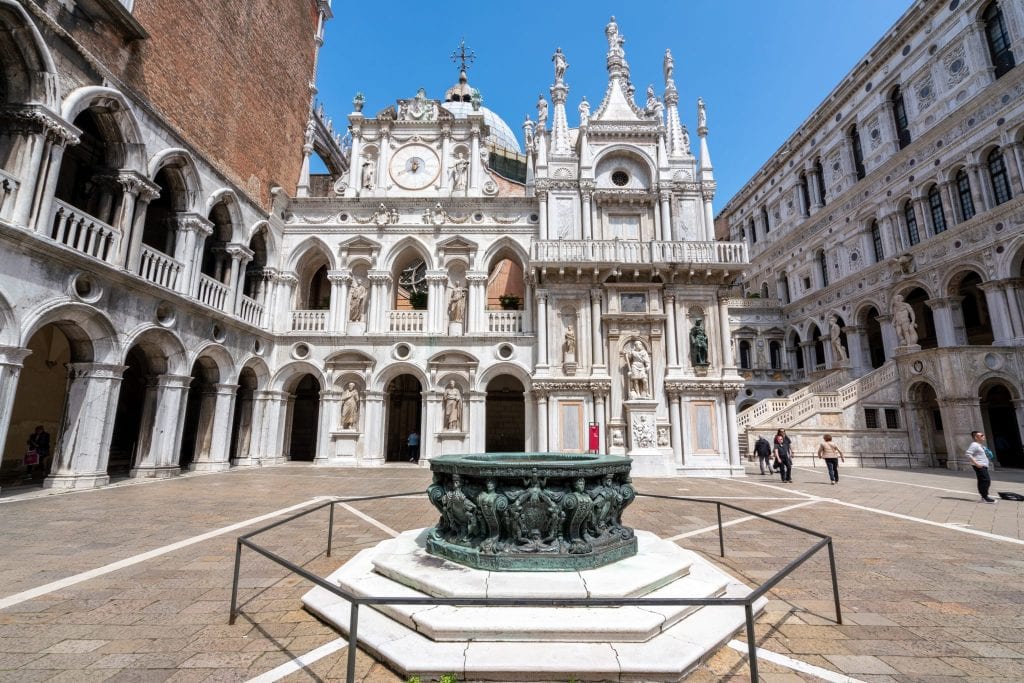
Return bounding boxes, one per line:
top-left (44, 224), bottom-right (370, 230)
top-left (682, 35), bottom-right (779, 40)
top-left (63, 0), bottom-right (319, 210)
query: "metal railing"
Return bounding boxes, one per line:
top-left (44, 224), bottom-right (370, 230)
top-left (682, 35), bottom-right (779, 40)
top-left (228, 491), bottom-right (842, 682)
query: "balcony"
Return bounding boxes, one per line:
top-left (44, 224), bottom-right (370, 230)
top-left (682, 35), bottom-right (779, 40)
top-left (291, 310), bottom-right (327, 332)
top-left (197, 273), bottom-right (229, 311)
top-left (139, 245), bottom-right (183, 290)
top-left (0, 169), bottom-right (19, 222)
top-left (238, 295), bottom-right (264, 327)
top-left (388, 310), bottom-right (425, 333)
top-left (530, 239), bottom-right (748, 267)
top-left (50, 199), bottom-right (121, 263)
top-left (487, 310), bottom-right (524, 334)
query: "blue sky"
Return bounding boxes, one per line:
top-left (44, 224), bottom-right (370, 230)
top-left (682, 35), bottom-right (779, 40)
top-left (315, 1), bottom-right (913, 207)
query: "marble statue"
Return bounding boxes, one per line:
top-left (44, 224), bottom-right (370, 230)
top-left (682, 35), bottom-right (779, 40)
top-left (348, 278), bottom-right (367, 322)
top-left (564, 324), bottom-right (577, 358)
top-left (443, 380), bottom-right (462, 431)
top-left (828, 315), bottom-right (848, 362)
top-left (690, 319), bottom-right (709, 366)
top-left (891, 294), bottom-right (918, 346)
top-left (697, 97), bottom-right (707, 129)
top-left (578, 97), bottom-right (590, 127)
top-left (523, 116), bottom-right (535, 149)
top-left (452, 153), bottom-right (469, 191)
top-left (680, 126), bottom-right (691, 154)
top-left (605, 16), bottom-right (625, 58)
top-left (447, 283), bottom-right (467, 323)
top-left (663, 49), bottom-right (674, 82)
top-left (552, 48), bottom-right (568, 83)
top-left (340, 382), bottom-right (360, 430)
top-left (625, 340), bottom-right (651, 399)
top-left (644, 85), bottom-right (662, 118)
top-left (537, 95), bottom-right (548, 125)
top-left (360, 158), bottom-right (375, 190)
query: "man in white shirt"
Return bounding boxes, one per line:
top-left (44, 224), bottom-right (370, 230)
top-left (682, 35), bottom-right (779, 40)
top-left (965, 431), bottom-right (995, 504)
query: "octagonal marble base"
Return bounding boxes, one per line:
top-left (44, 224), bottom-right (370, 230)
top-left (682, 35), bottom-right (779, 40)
top-left (302, 529), bottom-right (765, 681)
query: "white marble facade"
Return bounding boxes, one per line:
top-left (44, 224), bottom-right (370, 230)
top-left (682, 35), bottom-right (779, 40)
top-left (0, 10), bottom-right (746, 490)
top-left (721, 0), bottom-right (1024, 470)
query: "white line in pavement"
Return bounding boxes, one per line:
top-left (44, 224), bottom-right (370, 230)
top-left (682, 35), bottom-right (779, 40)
top-left (0, 497), bottom-right (331, 611)
top-left (718, 476), bottom-right (822, 500)
top-left (792, 467), bottom-right (977, 495)
top-left (247, 637), bottom-right (348, 683)
top-left (829, 499), bottom-right (1024, 546)
top-left (339, 502), bottom-right (400, 538)
top-left (665, 500), bottom-right (821, 541)
top-left (726, 640), bottom-right (866, 682)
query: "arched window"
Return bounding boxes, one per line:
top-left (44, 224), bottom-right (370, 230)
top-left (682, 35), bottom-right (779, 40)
top-left (814, 158), bottom-right (827, 206)
top-left (797, 172), bottom-right (810, 216)
top-left (819, 250), bottom-right (830, 287)
top-left (903, 200), bottom-right (920, 246)
top-left (891, 87), bottom-right (911, 149)
top-left (778, 271), bottom-right (791, 304)
top-left (956, 169), bottom-right (975, 221)
top-left (870, 220), bottom-right (884, 262)
top-left (927, 185), bottom-right (947, 235)
top-left (761, 206), bottom-right (770, 235)
top-left (850, 125), bottom-right (866, 180)
top-left (760, 282), bottom-right (770, 299)
top-left (983, 1), bottom-right (1016, 79)
top-left (988, 148), bottom-right (1013, 205)
top-left (748, 217), bottom-right (757, 244)
top-left (769, 341), bottom-right (782, 369)
top-left (739, 340), bottom-right (751, 369)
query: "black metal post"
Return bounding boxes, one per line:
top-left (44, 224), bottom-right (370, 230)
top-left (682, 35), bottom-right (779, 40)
top-left (228, 539), bottom-right (242, 625)
top-left (717, 502), bottom-right (725, 557)
top-left (327, 501), bottom-right (336, 558)
top-left (346, 602), bottom-right (360, 683)
top-left (745, 602), bottom-right (758, 681)
top-left (826, 538), bottom-right (842, 624)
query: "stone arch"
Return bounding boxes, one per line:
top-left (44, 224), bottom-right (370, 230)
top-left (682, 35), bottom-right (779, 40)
top-left (372, 361), bottom-right (429, 393)
top-left (482, 237), bottom-right (529, 271)
top-left (148, 148), bottom-right (202, 213)
top-left (476, 361), bottom-right (533, 393)
top-left (593, 145), bottom-right (655, 189)
top-left (20, 301), bottom-right (120, 364)
top-left (1002, 234), bottom-right (1024, 279)
top-left (383, 236), bottom-right (434, 272)
top-left (271, 361), bottom-right (327, 393)
top-left (285, 235), bottom-right (336, 273)
top-left (894, 279), bottom-right (935, 300)
top-left (0, 286), bottom-right (17, 346)
top-left (943, 264), bottom-right (990, 295)
top-left (61, 86), bottom-right (146, 173)
top-left (121, 325), bottom-right (188, 376)
top-left (206, 189), bottom-right (244, 242)
top-left (904, 379), bottom-right (946, 465)
top-left (0, 0), bottom-right (57, 108)
top-left (188, 342), bottom-right (235, 383)
top-left (977, 374), bottom-right (1023, 467)
top-left (238, 356), bottom-right (270, 388)
top-left (484, 239), bottom-right (528, 311)
top-left (290, 238), bottom-right (334, 311)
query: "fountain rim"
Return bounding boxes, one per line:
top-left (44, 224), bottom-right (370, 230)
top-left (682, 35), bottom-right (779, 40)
top-left (429, 451), bottom-right (632, 474)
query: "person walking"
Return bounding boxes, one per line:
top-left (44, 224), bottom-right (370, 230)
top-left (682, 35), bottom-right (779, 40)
top-left (773, 433), bottom-right (793, 483)
top-left (25, 425), bottom-right (50, 479)
top-left (817, 434), bottom-right (845, 484)
top-left (753, 435), bottom-right (772, 475)
top-left (966, 430), bottom-right (995, 503)
top-left (407, 431), bottom-right (420, 463)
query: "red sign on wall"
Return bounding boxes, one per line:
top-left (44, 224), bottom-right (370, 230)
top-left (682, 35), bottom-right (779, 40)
top-left (588, 422), bottom-right (600, 453)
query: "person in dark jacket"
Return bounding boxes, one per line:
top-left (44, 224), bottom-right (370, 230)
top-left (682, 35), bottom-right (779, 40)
top-left (753, 436), bottom-right (772, 475)
top-left (773, 433), bottom-right (793, 483)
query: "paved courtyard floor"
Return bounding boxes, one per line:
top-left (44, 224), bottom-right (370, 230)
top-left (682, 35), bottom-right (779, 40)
top-left (1, 461), bottom-right (1023, 682)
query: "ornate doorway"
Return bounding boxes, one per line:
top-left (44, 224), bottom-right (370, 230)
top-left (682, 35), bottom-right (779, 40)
top-left (486, 375), bottom-right (525, 452)
top-left (386, 375), bottom-right (422, 461)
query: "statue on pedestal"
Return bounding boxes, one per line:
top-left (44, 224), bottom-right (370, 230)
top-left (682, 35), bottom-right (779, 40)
top-left (624, 340), bottom-right (651, 399)
top-left (447, 283), bottom-right (467, 324)
top-left (690, 320), bottom-right (709, 366)
top-left (360, 158), bottom-right (375, 190)
top-left (564, 324), bottom-right (577, 359)
top-left (891, 294), bottom-right (918, 346)
top-left (452, 153), bottom-right (469, 191)
top-left (340, 382), bottom-right (360, 430)
top-left (443, 380), bottom-right (463, 431)
top-left (828, 315), bottom-right (848, 362)
top-left (348, 278), bottom-right (367, 322)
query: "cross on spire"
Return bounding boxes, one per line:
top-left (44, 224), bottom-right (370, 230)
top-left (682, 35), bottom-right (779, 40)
top-left (451, 38), bottom-right (476, 75)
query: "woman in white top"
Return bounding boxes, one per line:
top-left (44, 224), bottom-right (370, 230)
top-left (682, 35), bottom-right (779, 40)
top-left (817, 434), bottom-right (845, 484)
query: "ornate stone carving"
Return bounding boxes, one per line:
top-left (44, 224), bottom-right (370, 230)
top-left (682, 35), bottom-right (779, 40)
top-left (340, 382), bottom-right (360, 430)
top-left (348, 278), bottom-right (367, 322)
top-left (943, 43), bottom-right (969, 87)
top-left (443, 380), bottom-right (463, 431)
top-left (631, 414), bottom-right (656, 449)
top-left (891, 294), bottom-right (918, 346)
top-left (690, 319), bottom-right (709, 366)
top-left (624, 339), bottom-right (652, 399)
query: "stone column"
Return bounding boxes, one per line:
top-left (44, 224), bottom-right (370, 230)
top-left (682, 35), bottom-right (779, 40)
top-left (226, 244), bottom-right (253, 314)
top-left (660, 191), bottom-right (673, 241)
top-left (938, 181), bottom-right (956, 229)
top-left (653, 197), bottom-right (662, 241)
top-left (316, 389), bottom-right (340, 463)
top-left (466, 272), bottom-right (488, 334)
top-left (439, 128), bottom-right (452, 193)
top-left (535, 391), bottom-right (549, 451)
top-left (843, 324), bottom-right (867, 374)
top-left (327, 270), bottom-right (346, 331)
top-left (469, 126), bottom-right (481, 192)
top-left (254, 390), bottom-right (289, 464)
top-left (701, 188), bottom-right (715, 241)
top-left (190, 383), bottom-right (238, 472)
top-left (108, 174), bottom-right (141, 263)
top-left (1012, 399), bottom-right (1024, 458)
top-left (45, 363), bottom-right (125, 490)
top-left (175, 215), bottom-right (213, 297)
top-left (717, 296), bottom-right (734, 369)
top-left (536, 290), bottom-right (549, 370)
top-left (468, 390), bottom-right (486, 452)
top-left (125, 187), bottom-right (159, 271)
top-left (1001, 142), bottom-right (1023, 195)
top-left (589, 288), bottom-right (604, 371)
top-left (132, 374), bottom-right (192, 478)
top-left (30, 134), bottom-right (70, 234)
top-left (537, 190), bottom-right (549, 240)
top-left (1001, 278), bottom-right (1024, 339)
top-left (362, 390), bottom-right (385, 465)
top-left (807, 166), bottom-right (824, 209)
top-left (426, 271), bottom-right (448, 335)
top-left (346, 117), bottom-right (363, 197)
top-left (911, 196), bottom-right (929, 239)
top-left (879, 211), bottom-right (899, 258)
top-left (664, 291), bottom-right (679, 368)
top-left (581, 190), bottom-right (593, 240)
top-left (969, 164), bottom-right (992, 212)
top-left (274, 273), bottom-right (298, 333)
top-left (725, 390), bottom-right (740, 467)
top-left (592, 386), bottom-right (607, 454)
top-left (336, 272), bottom-right (352, 335)
top-left (927, 296), bottom-right (964, 346)
top-left (979, 281), bottom-right (1015, 344)
top-left (0, 347), bottom-right (31, 483)
top-left (875, 313), bottom-right (898, 361)
top-left (668, 388), bottom-right (683, 465)
top-left (231, 388), bottom-right (257, 467)
top-left (366, 271), bottom-right (389, 334)
top-left (3, 123), bottom-right (47, 227)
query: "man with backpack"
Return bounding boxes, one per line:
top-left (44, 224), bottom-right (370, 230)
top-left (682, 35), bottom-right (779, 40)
top-left (753, 435), bottom-right (773, 475)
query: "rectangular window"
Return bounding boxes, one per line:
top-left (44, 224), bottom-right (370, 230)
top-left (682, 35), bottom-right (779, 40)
top-left (904, 204), bottom-right (920, 246)
top-left (864, 408), bottom-right (879, 429)
top-left (558, 401), bottom-right (584, 452)
top-left (802, 276), bottom-right (812, 291)
top-left (957, 172), bottom-right (975, 221)
top-left (608, 214), bottom-right (640, 240)
top-left (691, 402), bottom-right (718, 452)
top-left (871, 223), bottom-right (884, 262)
top-left (884, 408), bottom-right (900, 429)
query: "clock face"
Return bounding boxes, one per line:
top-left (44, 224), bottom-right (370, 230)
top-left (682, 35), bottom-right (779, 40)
top-left (390, 144), bottom-right (440, 190)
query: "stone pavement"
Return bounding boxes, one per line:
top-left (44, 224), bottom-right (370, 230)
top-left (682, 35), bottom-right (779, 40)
top-left (0, 461), bottom-right (1023, 682)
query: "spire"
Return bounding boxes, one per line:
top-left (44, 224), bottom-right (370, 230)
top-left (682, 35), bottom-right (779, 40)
top-left (445, 39), bottom-right (477, 102)
top-left (663, 49), bottom-right (690, 157)
top-left (697, 97), bottom-right (714, 180)
top-left (593, 17), bottom-right (644, 122)
top-left (550, 48), bottom-right (571, 156)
